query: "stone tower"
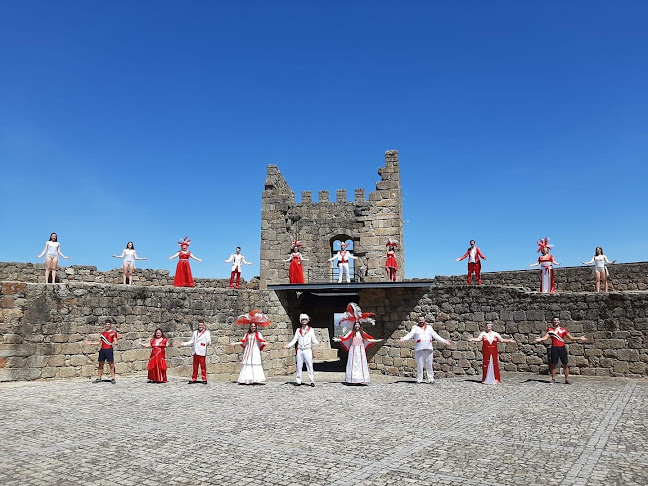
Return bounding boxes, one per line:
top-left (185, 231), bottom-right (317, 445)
top-left (260, 150), bottom-right (404, 288)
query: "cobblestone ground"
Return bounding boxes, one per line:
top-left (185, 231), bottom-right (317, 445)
top-left (1, 372), bottom-right (646, 486)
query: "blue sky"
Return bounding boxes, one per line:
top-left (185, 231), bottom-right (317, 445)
top-left (1, 2), bottom-right (646, 279)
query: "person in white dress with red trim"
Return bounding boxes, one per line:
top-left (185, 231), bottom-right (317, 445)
top-left (233, 310), bottom-right (270, 384)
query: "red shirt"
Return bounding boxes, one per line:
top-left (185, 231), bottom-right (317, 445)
top-left (100, 330), bottom-right (118, 349)
top-left (547, 327), bottom-right (568, 347)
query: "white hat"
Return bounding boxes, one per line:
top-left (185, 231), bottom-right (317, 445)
top-left (299, 313), bottom-right (310, 321)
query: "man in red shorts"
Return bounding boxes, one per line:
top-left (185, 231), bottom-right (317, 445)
top-left (535, 317), bottom-right (588, 384)
top-left (88, 321), bottom-right (119, 384)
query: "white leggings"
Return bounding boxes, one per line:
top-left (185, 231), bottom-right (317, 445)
top-left (415, 349), bottom-right (435, 383)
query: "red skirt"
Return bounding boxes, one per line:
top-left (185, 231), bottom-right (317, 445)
top-left (173, 260), bottom-right (195, 287)
top-left (289, 260), bottom-right (305, 284)
top-left (147, 349), bottom-right (168, 383)
top-left (385, 255), bottom-right (398, 270)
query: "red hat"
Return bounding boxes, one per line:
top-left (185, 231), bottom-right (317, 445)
top-left (386, 238), bottom-right (399, 248)
top-left (178, 236), bottom-right (191, 247)
top-left (536, 237), bottom-right (553, 253)
top-left (235, 309), bottom-right (272, 328)
top-left (338, 302), bottom-right (376, 326)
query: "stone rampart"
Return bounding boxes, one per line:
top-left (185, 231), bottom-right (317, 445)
top-left (434, 261), bottom-right (648, 292)
top-left (0, 262), bottom-right (258, 289)
top-left (0, 282), bottom-right (330, 382)
top-left (363, 285), bottom-right (648, 378)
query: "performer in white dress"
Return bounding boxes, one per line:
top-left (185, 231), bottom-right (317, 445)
top-left (225, 246), bottom-right (252, 289)
top-left (332, 303), bottom-right (381, 384)
top-left (37, 232), bottom-right (69, 283)
top-left (529, 237), bottom-right (560, 293)
top-left (284, 313), bottom-right (320, 386)
top-left (581, 246), bottom-right (616, 292)
top-left (328, 242), bottom-right (358, 283)
top-left (468, 323), bottom-right (515, 384)
top-left (112, 241), bottom-right (147, 285)
top-left (234, 310), bottom-right (271, 384)
top-left (400, 316), bottom-right (452, 384)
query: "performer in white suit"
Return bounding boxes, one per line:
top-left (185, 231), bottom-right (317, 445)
top-left (328, 242), bottom-right (358, 283)
top-left (225, 246), bottom-right (252, 289)
top-left (284, 313), bottom-right (320, 386)
top-left (400, 316), bottom-right (452, 384)
top-left (179, 321), bottom-right (212, 384)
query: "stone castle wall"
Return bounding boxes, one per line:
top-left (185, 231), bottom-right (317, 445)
top-left (434, 262), bottom-right (648, 292)
top-left (0, 282), bottom-right (332, 382)
top-left (0, 262), bottom-right (258, 289)
top-left (362, 285), bottom-right (648, 378)
top-left (260, 150), bottom-right (405, 287)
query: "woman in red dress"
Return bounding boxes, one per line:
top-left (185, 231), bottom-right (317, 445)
top-left (384, 239), bottom-right (399, 282)
top-left (140, 328), bottom-right (170, 383)
top-left (283, 240), bottom-right (307, 284)
top-left (468, 323), bottom-right (515, 384)
top-left (169, 237), bottom-right (202, 287)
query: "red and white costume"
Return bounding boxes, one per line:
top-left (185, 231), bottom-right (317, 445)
top-left (237, 331), bottom-right (267, 384)
top-left (401, 323), bottom-right (449, 383)
top-left (284, 241), bottom-right (306, 284)
top-left (235, 310), bottom-right (271, 384)
top-left (329, 244), bottom-right (358, 283)
top-left (338, 330), bottom-right (376, 384)
top-left (547, 327), bottom-right (569, 348)
top-left (100, 330), bottom-right (118, 349)
top-left (336, 303), bottom-right (377, 383)
top-left (384, 238), bottom-right (399, 282)
top-left (173, 237), bottom-right (196, 287)
top-left (286, 318), bottom-right (320, 385)
top-left (477, 331), bottom-right (504, 384)
top-left (535, 238), bottom-right (557, 293)
top-left (457, 246), bottom-right (486, 285)
top-left (147, 338), bottom-right (169, 383)
top-left (225, 251), bottom-right (252, 289)
top-left (181, 328), bottom-right (212, 382)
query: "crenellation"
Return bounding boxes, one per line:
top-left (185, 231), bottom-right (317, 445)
top-left (335, 189), bottom-right (347, 202)
top-left (354, 188), bottom-right (365, 202)
top-left (301, 191), bottom-right (312, 203)
top-left (318, 190), bottom-right (329, 203)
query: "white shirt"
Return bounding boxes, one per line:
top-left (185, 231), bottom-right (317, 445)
top-left (468, 248), bottom-right (477, 263)
top-left (226, 253), bottom-right (251, 271)
top-left (402, 324), bottom-right (448, 352)
top-left (182, 329), bottom-right (211, 356)
top-left (287, 326), bottom-right (320, 350)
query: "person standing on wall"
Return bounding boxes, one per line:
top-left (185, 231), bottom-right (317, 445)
top-left (86, 321), bottom-right (119, 384)
top-left (580, 246), bottom-right (616, 292)
top-left (328, 242), bottom-right (358, 283)
top-left (456, 240), bottom-right (486, 285)
top-left (535, 317), bottom-right (588, 384)
top-left (179, 321), bottom-right (211, 384)
top-left (284, 313), bottom-right (320, 387)
top-left (37, 232), bottom-right (70, 284)
top-left (400, 316), bottom-right (452, 384)
top-left (384, 239), bottom-right (399, 282)
top-left (529, 237), bottom-right (560, 293)
top-left (225, 246), bottom-right (252, 289)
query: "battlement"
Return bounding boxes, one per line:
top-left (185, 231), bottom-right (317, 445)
top-left (260, 150), bottom-right (405, 287)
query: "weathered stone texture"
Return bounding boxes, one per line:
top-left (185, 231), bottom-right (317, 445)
top-left (0, 282), bottom-right (324, 382)
top-left (363, 285), bottom-right (648, 379)
top-left (260, 150), bottom-right (405, 287)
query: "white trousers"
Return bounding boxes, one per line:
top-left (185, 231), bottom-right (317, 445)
top-left (415, 349), bottom-right (434, 383)
top-left (296, 348), bottom-right (314, 384)
top-left (338, 263), bottom-right (350, 283)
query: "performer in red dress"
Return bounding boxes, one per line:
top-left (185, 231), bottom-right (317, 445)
top-left (468, 323), bottom-right (515, 384)
top-left (169, 237), bottom-right (202, 287)
top-left (140, 329), bottom-right (170, 383)
top-left (456, 240), bottom-right (486, 285)
top-left (384, 239), bottom-right (399, 282)
top-left (529, 237), bottom-right (560, 293)
top-left (283, 240), bottom-right (307, 284)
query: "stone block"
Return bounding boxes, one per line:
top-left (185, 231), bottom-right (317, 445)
top-left (56, 367), bottom-right (80, 378)
top-left (0, 368), bottom-right (41, 381)
top-left (69, 355), bottom-right (92, 366)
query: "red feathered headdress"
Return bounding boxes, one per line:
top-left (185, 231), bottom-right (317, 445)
top-left (386, 238), bottom-right (399, 248)
top-left (291, 240), bottom-right (303, 250)
top-left (338, 302), bottom-right (376, 326)
top-left (178, 236), bottom-right (191, 248)
top-left (536, 237), bottom-right (553, 253)
top-left (235, 309), bottom-right (272, 328)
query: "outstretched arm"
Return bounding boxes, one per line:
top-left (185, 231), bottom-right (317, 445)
top-left (113, 251), bottom-right (126, 259)
top-left (565, 332), bottom-right (588, 342)
top-left (328, 253), bottom-right (339, 262)
top-left (535, 333), bottom-right (550, 343)
top-left (169, 252), bottom-right (179, 260)
top-left (134, 251), bottom-right (147, 261)
top-left (604, 256), bottom-right (616, 264)
top-left (58, 246), bottom-right (69, 259)
top-left (581, 257), bottom-right (595, 265)
top-left (190, 254), bottom-right (202, 262)
top-left (37, 243), bottom-right (48, 258)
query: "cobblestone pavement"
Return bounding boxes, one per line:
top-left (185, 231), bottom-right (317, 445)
top-left (1, 372), bottom-right (646, 486)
